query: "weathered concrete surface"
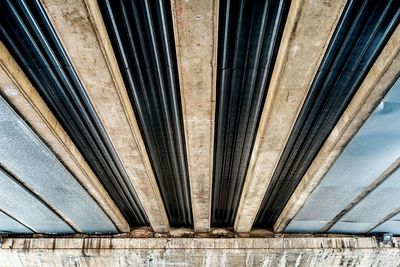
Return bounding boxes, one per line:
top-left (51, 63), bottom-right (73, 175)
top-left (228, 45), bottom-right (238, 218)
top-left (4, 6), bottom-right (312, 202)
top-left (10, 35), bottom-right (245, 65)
top-left (171, 0), bottom-right (218, 232)
top-left (0, 237), bottom-right (399, 266)
top-left (275, 24), bottom-right (400, 233)
top-left (0, 43), bottom-right (129, 232)
top-left (40, 0), bottom-right (169, 232)
top-left (234, 0), bottom-right (347, 232)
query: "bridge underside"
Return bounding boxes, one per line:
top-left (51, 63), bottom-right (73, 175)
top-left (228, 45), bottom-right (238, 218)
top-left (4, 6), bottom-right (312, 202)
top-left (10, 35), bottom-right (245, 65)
top-left (0, 0), bottom-right (399, 265)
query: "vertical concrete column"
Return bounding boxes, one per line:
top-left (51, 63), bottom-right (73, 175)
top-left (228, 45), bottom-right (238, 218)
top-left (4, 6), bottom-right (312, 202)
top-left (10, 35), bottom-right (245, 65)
top-left (171, 0), bottom-right (218, 231)
top-left (234, 0), bottom-right (347, 233)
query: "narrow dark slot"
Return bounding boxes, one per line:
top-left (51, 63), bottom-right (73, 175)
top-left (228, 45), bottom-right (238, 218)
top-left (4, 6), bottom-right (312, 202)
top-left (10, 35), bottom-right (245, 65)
top-left (97, 0), bottom-right (192, 227)
top-left (212, 0), bottom-right (291, 226)
top-left (0, 0), bottom-right (148, 226)
top-left (255, 0), bottom-right (400, 228)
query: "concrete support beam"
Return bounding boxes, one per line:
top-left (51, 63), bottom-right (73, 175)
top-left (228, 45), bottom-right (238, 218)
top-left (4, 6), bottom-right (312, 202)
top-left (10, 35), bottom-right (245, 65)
top-left (0, 43), bottom-right (129, 232)
top-left (171, 0), bottom-right (218, 231)
top-left (234, 0), bottom-right (346, 232)
top-left (40, 0), bottom-right (169, 232)
top-left (0, 236), bottom-right (398, 266)
top-left (275, 25), bottom-right (400, 232)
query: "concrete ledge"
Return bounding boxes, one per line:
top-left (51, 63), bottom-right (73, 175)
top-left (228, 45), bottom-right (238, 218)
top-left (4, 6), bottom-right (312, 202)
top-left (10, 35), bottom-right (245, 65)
top-left (0, 237), bottom-right (399, 266)
top-left (0, 237), bottom-right (387, 250)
